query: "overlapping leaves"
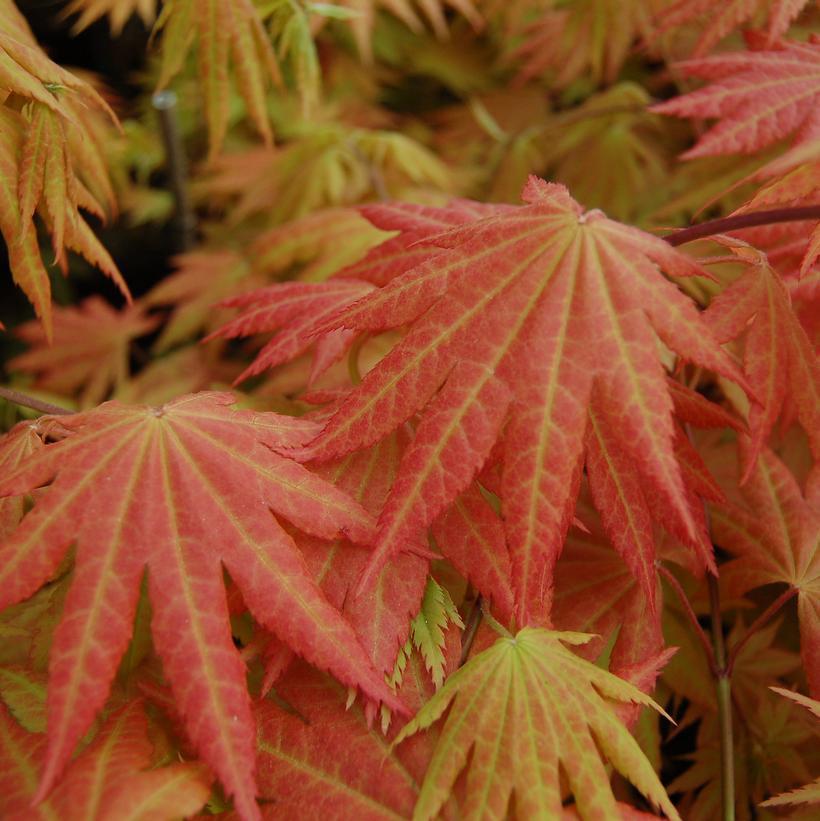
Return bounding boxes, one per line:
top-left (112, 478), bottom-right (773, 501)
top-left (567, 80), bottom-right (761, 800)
top-left (297, 178), bottom-right (749, 625)
top-left (395, 626), bottom-right (680, 820)
top-left (0, 392), bottom-right (403, 820)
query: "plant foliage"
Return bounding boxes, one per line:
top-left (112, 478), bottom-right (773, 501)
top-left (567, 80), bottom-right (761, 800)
top-left (0, 0), bottom-right (818, 819)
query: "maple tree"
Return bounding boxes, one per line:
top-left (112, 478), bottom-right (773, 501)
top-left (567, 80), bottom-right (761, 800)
top-left (0, 1), bottom-right (818, 819)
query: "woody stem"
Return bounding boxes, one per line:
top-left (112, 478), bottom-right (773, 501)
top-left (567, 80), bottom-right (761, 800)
top-left (0, 386), bottom-right (72, 416)
top-left (707, 573), bottom-right (735, 821)
top-left (663, 205), bottom-right (820, 247)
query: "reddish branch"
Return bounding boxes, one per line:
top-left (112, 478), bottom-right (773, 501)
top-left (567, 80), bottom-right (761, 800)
top-left (0, 386), bottom-right (72, 416)
top-left (663, 205), bottom-right (820, 247)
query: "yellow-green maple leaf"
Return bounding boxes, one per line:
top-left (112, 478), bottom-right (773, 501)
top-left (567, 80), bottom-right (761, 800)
top-left (154, 0), bottom-right (282, 159)
top-left (394, 626), bottom-right (680, 820)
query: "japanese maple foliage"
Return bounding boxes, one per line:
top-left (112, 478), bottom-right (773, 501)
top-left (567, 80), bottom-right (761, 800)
top-left (0, 1), bottom-right (819, 820)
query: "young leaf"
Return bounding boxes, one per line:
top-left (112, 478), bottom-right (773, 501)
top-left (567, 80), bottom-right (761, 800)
top-left (653, 37), bottom-right (820, 158)
top-left (154, 0), bottom-right (281, 159)
top-left (408, 578), bottom-right (463, 690)
top-left (0, 392), bottom-right (403, 820)
top-left (393, 627), bottom-right (680, 820)
top-left (302, 178), bottom-right (749, 624)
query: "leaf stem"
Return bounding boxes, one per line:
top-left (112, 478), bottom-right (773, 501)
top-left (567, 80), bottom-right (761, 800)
top-left (459, 594), bottom-right (483, 666)
top-left (657, 563), bottom-right (716, 672)
top-left (0, 386), bottom-right (72, 416)
top-left (153, 90), bottom-right (196, 251)
top-left (708, 573), bottom-right (735, 821)
top-left (663, 205), bottom-right (820, 247)
top-left (726, 586), bottom-right (797, 676)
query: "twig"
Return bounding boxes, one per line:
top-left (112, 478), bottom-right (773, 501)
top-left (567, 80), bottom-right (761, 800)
top-left (153, 90), bottom-right (196, 251)
top-left (663, 205), bottom-right (820, 247)
top-left (707, 574), bottom-right (735, 821)
top-left (657, 563), bottom-right (716, 673)
top-left (727, 586), bottom-right (797, 676)
top-left (0, 386), bottom-right (72, 416)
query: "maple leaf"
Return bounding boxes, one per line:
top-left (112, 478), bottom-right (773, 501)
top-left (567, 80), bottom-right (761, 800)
top-left (193, 128), bottom-right (451, 225)
top-left (652, 36), bottom-right (820, 158)
top-left (328, 0), bottom-right (483, 63)
top-left (9, 297), bottom-right (159, 408)
top-left (714, 442), bottom-right (820, 695)
top-left (255, 665), bottom-right (420, 818)
top-left (0, 107), bottom-right (116, 340)
top-left (154, 0), bottom-right (282, 159)
top-left (293, 429), bottom-right (430, 679)
top-left (301, 178), bottom-right (749, 625)
top-left (734, 141), bottom-right (820, 275)
top-left (62, 0), bottom-right (159, 36)
top-left (761, 687), bottom-right (820, 808)
top-left (394, 626), bottom-right (680, 820)
top-left (703, 242), bottom-right (820, 472)
top-left (143, 249), bottom-right (257, 352)
top-left (668, 683), bottom-right (816, 819)
top-left (210, 279), bottom-right (377, 386)
top-left (0, 392), bottom-right (404, 819)
top-left (508, 0), bottom-right (654, 88)
top-left (534, 83), bottom-right (674, 223)
top-left (0, 699), bottom-right (211, 820)
top-left (652, 0), bottom-right (814, 58)
top-left (0, 419), bottom-right (43, 540)
top-left (0, 665), bottom-right (47, 733)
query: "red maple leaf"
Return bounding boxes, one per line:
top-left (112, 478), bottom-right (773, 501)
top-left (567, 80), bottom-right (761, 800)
top-left (0, 699), bottom-right (211, 820)
top-left (652, 36), bottom-right (820, 158)
top-left (292, 178), bottom-right (750, 625)
top-left (703, 241), bottom-right (820, 473)
top-left (0, 392), bottom-right (404, 820)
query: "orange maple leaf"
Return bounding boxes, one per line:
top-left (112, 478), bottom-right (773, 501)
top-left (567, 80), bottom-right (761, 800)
top-left (297, 178), bottom-right (750, 625)
top-left (10, 297), bottom-right (160, 408)
top-left (0, 392), bottom-right (404, 820)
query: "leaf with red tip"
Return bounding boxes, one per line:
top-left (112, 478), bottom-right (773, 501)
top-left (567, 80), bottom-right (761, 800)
top-left (301, 178), bottom-right (748, 625)
top-left (652, 38), bottom-right (820, 158)
top-left (0, 392), bottom-right (404, 820)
